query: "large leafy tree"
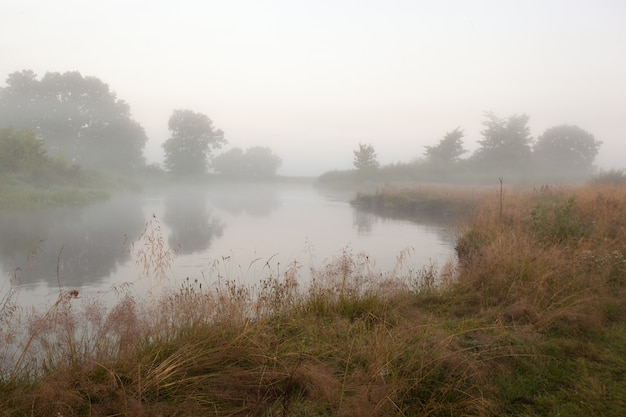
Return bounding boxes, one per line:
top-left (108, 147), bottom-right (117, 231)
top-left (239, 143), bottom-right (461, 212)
top-left (212, 146), bottom-right (282, 177)
top-left (162, 109), bottom-right (226, 175)
top-left (241, 146), bottom-right (282, 177)
top-left (0, 70), bottom-right (147, 171)
top-left (473, 112), bottom-right (533, 174)
top-left (533, 125), bottom-right (601, 177)
top-left (0, 127), bottom-right (93, 186)
top-left (424, 127), bottom-right (466, 164)
top-left (211, 148), bottom-right (246, 176)
top-left (353, 143), bottom-right (379, 172)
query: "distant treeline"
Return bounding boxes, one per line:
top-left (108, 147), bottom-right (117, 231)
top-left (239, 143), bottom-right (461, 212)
top-left (324, 113), bottom-right (604, 185)
top-left (0, 70), bottom-right (281, 178)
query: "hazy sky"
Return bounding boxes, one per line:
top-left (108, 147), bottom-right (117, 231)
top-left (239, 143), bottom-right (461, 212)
top-left (2, 0), bottom-right (625, 176)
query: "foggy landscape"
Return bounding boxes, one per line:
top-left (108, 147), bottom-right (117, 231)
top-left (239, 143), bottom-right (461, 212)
top-left (2, 2), bottom-right (626, 416)
top-left (2, 1), bottom-right (625, 176)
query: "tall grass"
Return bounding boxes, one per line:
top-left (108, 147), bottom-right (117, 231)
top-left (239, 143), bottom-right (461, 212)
top-left (454, 184), bottom-right (626, 328)
top-left (1, 183), bottom-right (626, 416)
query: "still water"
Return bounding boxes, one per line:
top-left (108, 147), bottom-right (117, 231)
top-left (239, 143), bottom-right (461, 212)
top-left (0, 182), bottom-right (456, 309)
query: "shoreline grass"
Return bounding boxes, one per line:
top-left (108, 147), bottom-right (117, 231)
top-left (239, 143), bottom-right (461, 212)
top-left (0, 184), bottom-right (110, 209)
top-left (350, 184), bottom-right (485, 223)
top-left (1, 182), bottom-right (626, 416)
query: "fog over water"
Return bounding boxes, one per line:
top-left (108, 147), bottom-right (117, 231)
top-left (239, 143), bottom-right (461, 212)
top-left (1, 1), bottom-right (624, 308)
top-left (1, 184), bottom-right (456, 309)
top-left (2, 1), bottom-right (625, 176)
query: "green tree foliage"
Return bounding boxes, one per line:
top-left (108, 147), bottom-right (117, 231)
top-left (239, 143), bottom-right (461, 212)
top-left (0, 128), bottom-right (46, 174)
top-left (473, 112), bottom-right (532, 174)
top-left (0, 127), bottom-right (86, 186)
top-left (533, 125), bottom-right (601, 177)
top-left (162, 109), bottom-right (226, 175)
top-left (0, 70), bottom-right (147, 171)
top-left (353, 143), bottom-right (379, 172)
top-left (424, 127), bottom-right (466, 164)
top-left (212, 146), bottom-right (282, 177)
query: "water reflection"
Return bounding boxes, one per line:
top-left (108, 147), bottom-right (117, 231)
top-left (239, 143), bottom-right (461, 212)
top-left (350, 204), bottom-right (459, 250)
top-left (163, 190), bottom-right (224, 255)
top-left (0, 183), bottom-right (458, 307)
top-left (352, 210), bottom-right (376, 234)
top-left (0, 194), bottom-right (144, 287)
top-left (208, 182), bottom-right (280, 217)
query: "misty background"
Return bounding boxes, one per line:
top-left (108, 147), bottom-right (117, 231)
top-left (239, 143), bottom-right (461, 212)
top-left (1, 0), bottom-right (624, 177)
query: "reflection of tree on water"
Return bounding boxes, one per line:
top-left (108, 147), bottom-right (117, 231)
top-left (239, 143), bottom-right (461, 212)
top-left (0, 212), bottom-right (48, 260)
top-left (208, 182), bottom-right (280, 217)
top-left (351, 206), bottom-right (457, 247)
top-left (163, 192), bottom-right (224, 255)
top-left (352, 209), bottom-right (376, 235)
top-left (0, 195), bottom-right (144, 287)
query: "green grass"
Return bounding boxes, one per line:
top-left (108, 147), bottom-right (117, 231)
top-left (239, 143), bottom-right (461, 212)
top-left (1, 182), bottom-right (626, 416)
top-left (0, 182), bottom-right (110, 208)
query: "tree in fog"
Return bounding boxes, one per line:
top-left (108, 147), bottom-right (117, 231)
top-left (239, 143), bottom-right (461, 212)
top-left (472, 112), bottom-right (533, 174)
top-left (242, 146), bottom-right (282, 176)
top-left (164, 192), bottom-right (223, 254)
top-left (162, 109), bottom-right (226, 175)
top-left (212, 146), bottom-right (282, 177)
top-left (353, 143), bottom-right (379, 172)
top-left (0, 127), bottom-right (85, 184)
top-left (0, 128), bottom-right (46, 174)
top-left (424, 127), bottom-right (466, 164)
top-left (533, 125), bottom-right (602, 177)
top-left (211, 148), bottom-right (245, 176)
top-left (0, 70), bottom-right (147, 171)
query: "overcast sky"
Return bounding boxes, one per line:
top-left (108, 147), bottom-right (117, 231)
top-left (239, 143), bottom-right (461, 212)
top-left (2, 0), bottom-right (625, 176)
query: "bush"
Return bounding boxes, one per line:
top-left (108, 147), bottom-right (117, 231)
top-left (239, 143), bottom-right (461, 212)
top-left (530, 196), bottom-right (590, 243)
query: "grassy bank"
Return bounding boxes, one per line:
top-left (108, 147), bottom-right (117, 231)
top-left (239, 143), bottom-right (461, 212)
top-left (1, 183), bottom-right (626, 416)
top-left (0, 168), bottom-right (168, 209)
top-left (0, 164), bottom-right (115, 209)
top-left (0, 180), bottom-right (110, 209)
top-left (350, 184), bottom-right (485, 223)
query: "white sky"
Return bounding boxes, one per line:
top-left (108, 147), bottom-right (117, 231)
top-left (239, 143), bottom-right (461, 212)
top-left (2, 0), bottom-right (625, 176)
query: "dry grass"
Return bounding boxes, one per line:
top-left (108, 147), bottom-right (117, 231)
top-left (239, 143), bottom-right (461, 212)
top-left (454, 184), bottom-right (626, 331)
top-left (2, 182), bottom-right (626, 416)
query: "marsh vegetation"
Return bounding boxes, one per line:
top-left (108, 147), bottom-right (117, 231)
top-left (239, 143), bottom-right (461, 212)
top-left (1, 181), bottom-right (625, 416)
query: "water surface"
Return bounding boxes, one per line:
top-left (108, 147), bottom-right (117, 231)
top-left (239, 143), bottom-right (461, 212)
top-left (0, 182), bottom-right (456, 309)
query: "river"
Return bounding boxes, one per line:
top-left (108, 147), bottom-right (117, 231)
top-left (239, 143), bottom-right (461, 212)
top-left (0, 181), bottom-right (457, 310)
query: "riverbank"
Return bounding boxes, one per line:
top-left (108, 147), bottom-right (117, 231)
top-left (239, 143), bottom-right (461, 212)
top-left (350, 184), bottom-right (485, 224)
top-left (1, 182), bottom-right (625, 416)
top-left (0, 168), bottom-right (132, 209)
top-left (0, 180), bottom-right (110, 209)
